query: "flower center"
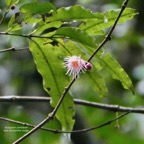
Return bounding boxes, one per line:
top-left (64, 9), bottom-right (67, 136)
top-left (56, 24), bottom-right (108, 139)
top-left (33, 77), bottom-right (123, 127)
top-left (72, 61), bottom-right (79, 67)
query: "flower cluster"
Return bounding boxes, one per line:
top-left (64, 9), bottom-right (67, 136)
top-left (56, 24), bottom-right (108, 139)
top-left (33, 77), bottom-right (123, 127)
top-left (64, 55), bottom-right (92, 78)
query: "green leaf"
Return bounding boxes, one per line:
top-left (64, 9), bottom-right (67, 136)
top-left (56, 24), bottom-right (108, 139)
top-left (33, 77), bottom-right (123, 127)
top-left (8, 14), bottom-right (16, 28)
top-left (79, 8), bottom-right (138, 35)
top-left (20, 2), bottom-right (56, 15)
top-left (47, 5), bottom-right (104, 22)
top-left (99, 53), bottom-right (134, 92)
top-left (79, 17), bottom-right (105, 36)
top-left (29, 38), bottom-right (75, 131)
top-left (34, 21), bottom-right (62, 35)
top-left (57, 39), bottom-right (87, 56)
top-left (55, 27), bottom-right (97, 48)
top-left (87, 69), bottom-right (108, 97)
top-left (7, 24), bottom-right (22, 32)
top-left (5, 0), bottom-right (19, 7)
top-left (23, 16), bottom-right (42, 24)
top-left (7, 14), bottom-right (22, 32)
top-left (104, 8), bottom-right (138, 25)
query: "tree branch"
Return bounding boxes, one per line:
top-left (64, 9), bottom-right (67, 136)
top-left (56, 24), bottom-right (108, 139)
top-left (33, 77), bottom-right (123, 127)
top-left (12, 115), bottom-right (51, 144)
top-left (1, 96), bottom-right (144, 114)
top-left (0, 47), bottom-right (28, 53)
top-left (0, 111), bottom-right (130, 134)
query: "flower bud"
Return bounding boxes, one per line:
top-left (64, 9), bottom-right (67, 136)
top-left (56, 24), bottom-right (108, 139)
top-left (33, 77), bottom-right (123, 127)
top-left (84, 62), bottom-right (93, 70)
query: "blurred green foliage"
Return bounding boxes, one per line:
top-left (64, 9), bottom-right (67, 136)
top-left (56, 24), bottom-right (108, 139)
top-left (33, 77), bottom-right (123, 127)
top-left (0, 0), bottom-right (144, 144)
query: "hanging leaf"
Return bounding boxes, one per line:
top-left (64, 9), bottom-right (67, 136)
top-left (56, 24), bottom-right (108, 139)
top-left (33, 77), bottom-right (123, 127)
top-left (55, 27), bottom-right (97, 48)
top-left (87, 69), bottom-right (108, 97)
top-left (29, 38), bottom-right (75, 132)
top-left (99, 53), bottom-right (134, 93)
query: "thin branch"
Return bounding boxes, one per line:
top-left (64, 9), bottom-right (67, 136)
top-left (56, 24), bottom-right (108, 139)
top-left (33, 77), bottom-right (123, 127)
top-left (0, 47), bottom-right (28, 53)
top-left (12, 78), bottom-right (75, 144)
top-left (0, 111), bottom-right (130, 134)
top-left (13, 115), bottom-right (51, 144)
top-left (0, 117), bottom-right (56, 133)
top-left (75, 99), bottom-right (144, 114)
top-left (0, 32), bottom-right (55, 39)
top-left (0, 96), bottom-right (50, 102)
top-left (0, 32), bottom-right (30, 38)
top-left (70, 111), bottom-right (130, 133)
top-left (12, 116), bottom-right (49, 143)
top-left (1, 96), bottom-right (144, 114)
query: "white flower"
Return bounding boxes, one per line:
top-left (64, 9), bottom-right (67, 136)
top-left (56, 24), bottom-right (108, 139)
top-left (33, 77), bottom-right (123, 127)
top-left (64, 55), bottom-right (92, 78)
